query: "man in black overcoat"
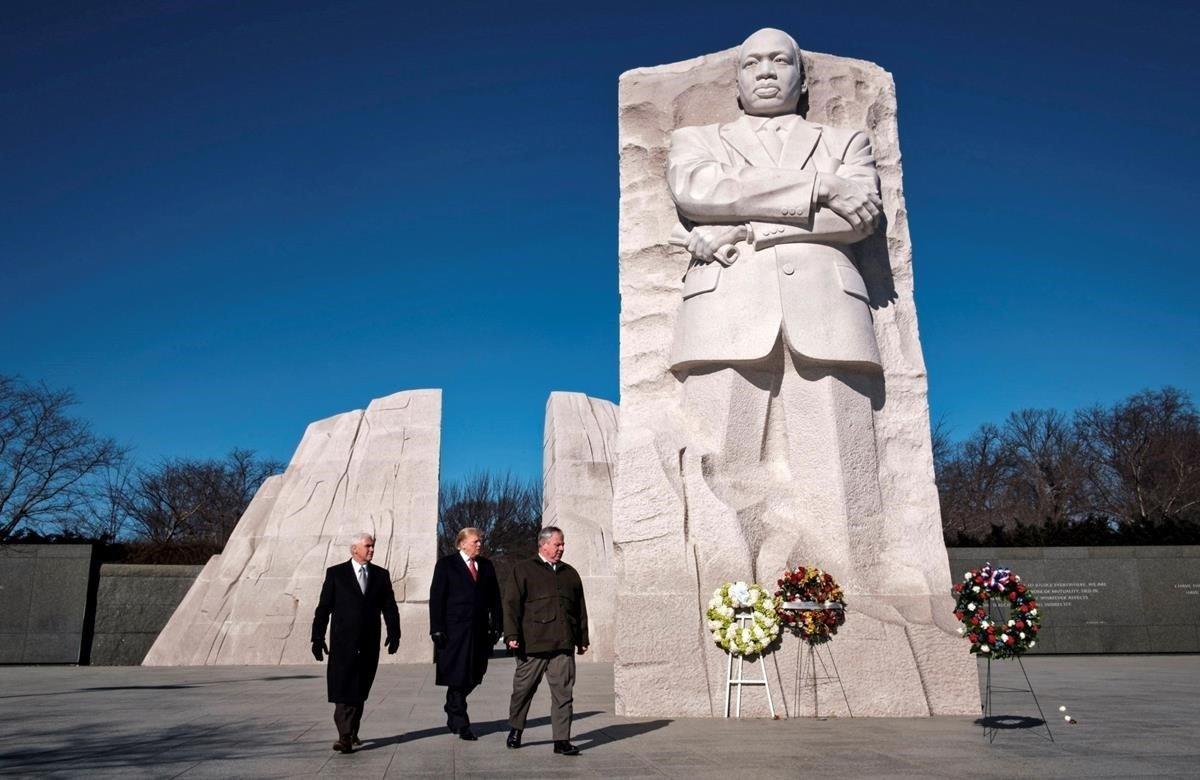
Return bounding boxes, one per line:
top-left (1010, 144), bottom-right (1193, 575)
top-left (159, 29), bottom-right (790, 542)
top-left (429, 527), bottom-right (503, 740)
top-left (311, 532), bottom-right (401, 753)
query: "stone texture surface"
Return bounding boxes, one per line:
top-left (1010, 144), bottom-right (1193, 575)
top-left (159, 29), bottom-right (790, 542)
top-left (0, 544), bottom-right (94, 664)
top-left (613, 44), bottom-right (977, 717)
top-left (144, 389), bottom-right (441, 666)
top-left (542, 392), bottom-right (619, 662)
top-left (90, 564), bottom-right (204, 665)
top-left (948, 546), bottom-right (1200, 653)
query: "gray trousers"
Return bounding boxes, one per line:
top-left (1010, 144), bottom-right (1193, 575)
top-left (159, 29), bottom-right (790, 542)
top-left (508, 650), bottom-right (575, 740)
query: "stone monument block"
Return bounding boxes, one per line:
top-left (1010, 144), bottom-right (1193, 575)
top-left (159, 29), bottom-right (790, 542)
top-left (89, 564), bottom-right (204, 665)
top-left (613, 31), bottom-right (978, 717)
top-left (542, 392), bottom-right (618, 661)
top-left (0, 545), bottom-right (95, 664)
top-left (145, 389), bottom-right (440, 666)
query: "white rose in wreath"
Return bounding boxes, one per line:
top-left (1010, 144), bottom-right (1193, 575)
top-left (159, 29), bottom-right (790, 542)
top-left (729, 582), bottom-right (752, 606)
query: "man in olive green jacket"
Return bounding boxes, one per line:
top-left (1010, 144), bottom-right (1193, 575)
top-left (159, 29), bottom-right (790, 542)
top-left (502, 526), bottom-right (589, 755)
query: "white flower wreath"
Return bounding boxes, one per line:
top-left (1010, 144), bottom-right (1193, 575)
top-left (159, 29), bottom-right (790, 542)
top-left (705, 581), bottom-right (782, 656)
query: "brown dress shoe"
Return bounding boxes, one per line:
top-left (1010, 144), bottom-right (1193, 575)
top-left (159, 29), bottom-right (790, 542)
top-left (332, 739), bottom-right (353, 753)
top-left (351, 735), bottom-right (362, 746)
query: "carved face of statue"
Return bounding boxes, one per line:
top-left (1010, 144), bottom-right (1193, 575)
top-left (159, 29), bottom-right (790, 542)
top-left (736, 28), bottom-right (804, 117)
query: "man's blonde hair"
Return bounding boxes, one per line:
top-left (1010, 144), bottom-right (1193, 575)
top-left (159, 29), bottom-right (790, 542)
top-left (455, 527), bottom-right (482, 548)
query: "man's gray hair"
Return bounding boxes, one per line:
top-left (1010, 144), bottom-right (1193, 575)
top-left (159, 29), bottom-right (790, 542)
top-left (350, 531), bottom-right (375, 546)
top-left (538, 526), bottom-right (563, 544)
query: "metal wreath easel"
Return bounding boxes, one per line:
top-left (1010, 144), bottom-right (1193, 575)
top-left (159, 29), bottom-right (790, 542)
top-left (786, 600), bottom-right (852, 717)
top-left (979, 597), bottom-right (1054, 743)
top-left (723, 611), bottom-right (776, 718)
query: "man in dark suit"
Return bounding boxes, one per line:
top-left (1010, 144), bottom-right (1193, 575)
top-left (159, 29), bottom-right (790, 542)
top-left (503, 526), bottom-right (588, 756)
top-left (428, 527), bottom-right (503, 741)
top-left (311, 532), bottom-right (401, 754)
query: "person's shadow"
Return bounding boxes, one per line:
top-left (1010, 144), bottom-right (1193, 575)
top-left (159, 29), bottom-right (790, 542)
top-left (571, 719), bottom-right (673, 752)
top-left (358, 711), bottom-right (605, 749)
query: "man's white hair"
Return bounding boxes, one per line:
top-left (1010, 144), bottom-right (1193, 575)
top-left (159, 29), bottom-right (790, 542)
top-left (350, 531), bottom-right (375, 546)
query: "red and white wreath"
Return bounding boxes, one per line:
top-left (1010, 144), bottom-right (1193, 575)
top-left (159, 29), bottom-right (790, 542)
top-left (952, 563), bottom-right (1041, 660)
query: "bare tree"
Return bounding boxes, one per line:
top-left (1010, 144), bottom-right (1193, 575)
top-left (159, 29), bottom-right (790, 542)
top-left (936, 423), bottom-right (1013, 539)
top-left (69, 460), bottom-right (135, 541)
top-left (1000, 408), bottom-right (1088, 527)
top-left (0, 375), bottom-right (125, 540)
top-left (438, 471), bottom-right (542, 566)
top-left (1076, 387), bottom-right (1200, 524)
top-left (121, 449), bottom-right (282, 546)
top-left (930, 415), bottom-right (953, 477)
top-left (937, 387), bottom-right (1200, 542)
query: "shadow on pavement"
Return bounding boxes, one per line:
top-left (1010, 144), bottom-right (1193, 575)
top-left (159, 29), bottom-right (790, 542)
top-left (0, 720), bottom-right (252, 771)
top-left (574, 719), bottom-right (673, 751)
top-left (0, 673), bottom-right (320, 699)
top-left (975, 714), bottom-right (1047, 730)
top-left (357, 711), bottom-right (604, 750)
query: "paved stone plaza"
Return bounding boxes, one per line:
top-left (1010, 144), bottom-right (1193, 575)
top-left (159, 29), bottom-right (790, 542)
top-left (1, 655), bottom-right (1196, 778)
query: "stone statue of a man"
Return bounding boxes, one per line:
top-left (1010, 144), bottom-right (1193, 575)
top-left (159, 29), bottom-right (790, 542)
top-left (667, 27), bottom-right (893, 590)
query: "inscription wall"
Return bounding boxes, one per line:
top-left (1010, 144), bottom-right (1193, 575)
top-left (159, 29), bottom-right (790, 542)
top-left (947, 547), bottom-right (1200, 653)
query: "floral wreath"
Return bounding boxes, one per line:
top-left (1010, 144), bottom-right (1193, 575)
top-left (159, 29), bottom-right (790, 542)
top-left (953, 563), bottom-right (1041, 660)
top-left (706, 581), bottom-right (782, 656)
top-left (774, 566), bottom-right (847, 645)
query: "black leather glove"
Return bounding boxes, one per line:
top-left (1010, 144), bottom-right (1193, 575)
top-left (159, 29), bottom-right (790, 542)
top-left (431, 632), bottom-right (448, 649)
top-left (312, 641), bottom-right (328, 662)
top-left (386, 636), bottom-right (400, 654)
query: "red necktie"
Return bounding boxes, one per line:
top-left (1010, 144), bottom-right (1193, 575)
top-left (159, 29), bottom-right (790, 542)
top-left (468, 558), bottom-right (478, 582)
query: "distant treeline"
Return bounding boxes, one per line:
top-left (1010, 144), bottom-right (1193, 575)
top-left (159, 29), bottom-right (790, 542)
top-left (6, 374), bottom-right (1197, 561)
top-left (0, 373), bottom-right (283, 563)
top-left (1, 373), bottom-right (545, 565)
top-left (935, 387), bottom-right (1200, 546)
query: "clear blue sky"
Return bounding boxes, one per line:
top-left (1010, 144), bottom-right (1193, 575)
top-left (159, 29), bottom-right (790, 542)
top-left (3, 1), bottom-right (1198, 484)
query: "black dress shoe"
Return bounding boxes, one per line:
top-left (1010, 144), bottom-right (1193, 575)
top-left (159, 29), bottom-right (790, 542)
top-left (506, 728), bottom-right (522, 749)
top-left (459, 727), bottom-right (478, 741)
top-left (553, 740), bottom-right (580, 755)
top-left (350, 735), bottom-right (362, 746)
top-left (332, 740), bottom-right (353, 753)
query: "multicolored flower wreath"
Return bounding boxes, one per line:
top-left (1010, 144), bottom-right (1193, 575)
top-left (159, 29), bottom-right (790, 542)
top-left (953, 563), bottom-right (1041, 660)
top-left (774, 566), bottom-right (846, 645)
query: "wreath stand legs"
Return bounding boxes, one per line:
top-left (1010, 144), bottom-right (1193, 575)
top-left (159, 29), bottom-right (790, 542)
top-left (793, 639), bottom-right (853, 718)
top-left (979, 595), bottom-right (1053, 742)
top-left (723, 615), bottom-right (776, 718)
top-left (981, 655), bottom-right (1054, 743)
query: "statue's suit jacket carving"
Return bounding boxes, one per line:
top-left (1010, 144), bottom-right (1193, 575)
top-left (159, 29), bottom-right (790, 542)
top-left (667, 114), bottom-right (881, 370)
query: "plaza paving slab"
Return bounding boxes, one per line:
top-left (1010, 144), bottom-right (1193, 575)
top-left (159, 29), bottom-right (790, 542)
top-left (0, 655), bottom-right (1196, 778)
